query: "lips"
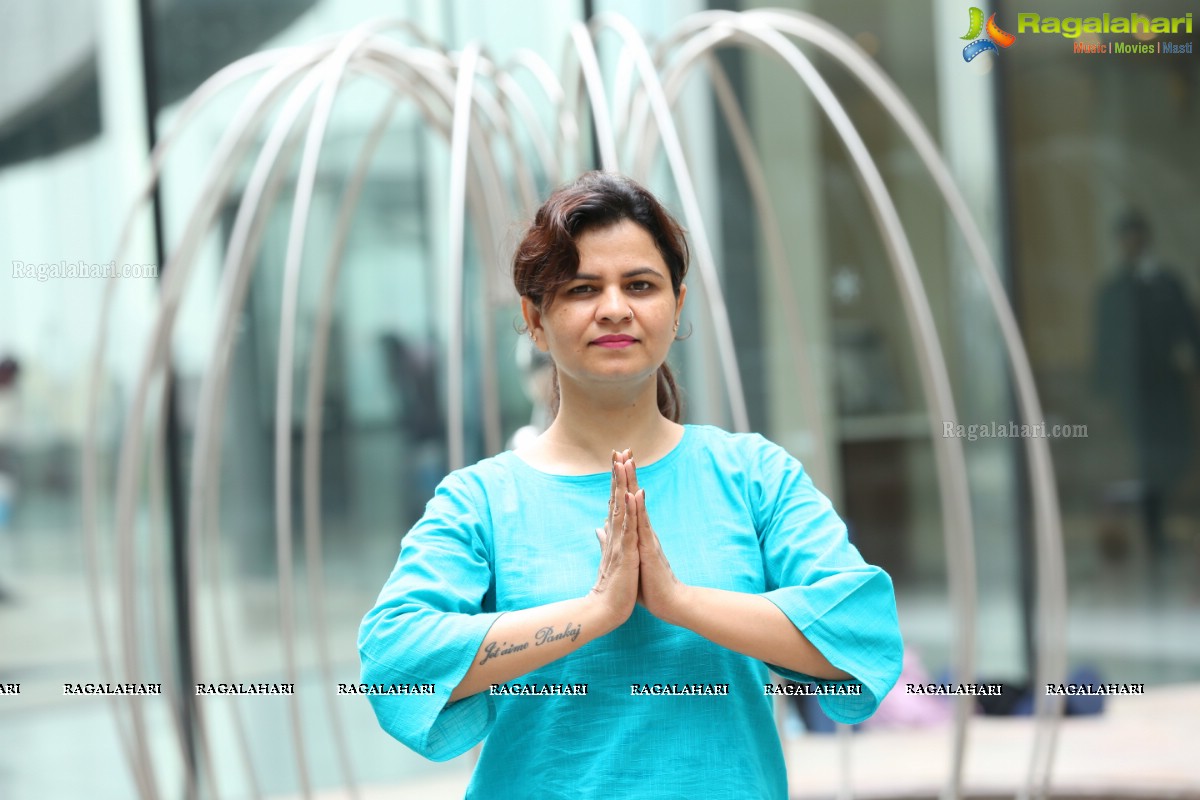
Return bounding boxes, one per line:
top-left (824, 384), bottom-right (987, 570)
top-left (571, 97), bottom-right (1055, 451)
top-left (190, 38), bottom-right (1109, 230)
top-left (591, 334), bottom-right (638, 348)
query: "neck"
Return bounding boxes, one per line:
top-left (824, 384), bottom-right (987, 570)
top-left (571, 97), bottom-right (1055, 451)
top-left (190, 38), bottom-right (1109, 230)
top-left (542, 371), bottom-right (679, 470)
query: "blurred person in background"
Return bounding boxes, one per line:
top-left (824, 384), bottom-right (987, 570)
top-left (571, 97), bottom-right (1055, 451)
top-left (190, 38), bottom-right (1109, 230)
top-left (381, 332), bottom-right (448, 524)
top-left (358, 172), bottom-right (902, 798)
top-left (1094, 210), bottom-right (1200, 567)
top-left (0, 356), bottom-right (20, 602)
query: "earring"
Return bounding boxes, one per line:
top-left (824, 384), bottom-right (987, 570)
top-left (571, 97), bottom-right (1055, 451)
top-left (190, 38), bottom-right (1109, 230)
top-left (673, 320), bottom-right (679, 332)
top-left (529, 332), bottom-right (537, 344)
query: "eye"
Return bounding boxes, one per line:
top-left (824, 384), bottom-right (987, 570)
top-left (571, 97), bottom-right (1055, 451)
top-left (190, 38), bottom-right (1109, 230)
top-left (566, 284), bottom-right (595, 294)
top-left (628, 280), bottom-right (653, 291)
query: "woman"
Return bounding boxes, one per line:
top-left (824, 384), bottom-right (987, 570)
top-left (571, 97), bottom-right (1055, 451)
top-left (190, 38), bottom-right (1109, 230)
top-left (358, 172), bottom-right (903, 798)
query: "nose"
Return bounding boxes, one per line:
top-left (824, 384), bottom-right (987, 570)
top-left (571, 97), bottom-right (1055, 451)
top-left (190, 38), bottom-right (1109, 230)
top-left (597, 286), bottom-right (630, 323)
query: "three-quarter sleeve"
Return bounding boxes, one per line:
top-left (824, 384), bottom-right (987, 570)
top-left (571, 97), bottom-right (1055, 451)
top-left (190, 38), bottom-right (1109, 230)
top-left (358, 472), bottom-right (503, 760)
top-left (750, 436), bottom-right (903, 725)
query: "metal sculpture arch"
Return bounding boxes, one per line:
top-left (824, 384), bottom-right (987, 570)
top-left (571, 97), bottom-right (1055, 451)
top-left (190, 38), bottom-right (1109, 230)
top-left (84, 9), bottom-right (1067, 800)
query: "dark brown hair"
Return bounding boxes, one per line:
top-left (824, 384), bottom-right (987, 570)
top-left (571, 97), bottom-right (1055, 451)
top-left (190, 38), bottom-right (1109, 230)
top-left (513, 171), bottom-right (688, 422)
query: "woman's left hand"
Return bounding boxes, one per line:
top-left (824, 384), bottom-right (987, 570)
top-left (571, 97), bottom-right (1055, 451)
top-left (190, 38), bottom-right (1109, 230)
top-left (616, 453), bottom-right (686, 623)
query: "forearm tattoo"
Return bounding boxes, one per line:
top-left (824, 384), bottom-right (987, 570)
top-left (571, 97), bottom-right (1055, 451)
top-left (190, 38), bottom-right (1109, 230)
top-left (535, 622), bottom-right (581, 646)
top-left (478, 621), bottom-right (582, 666)
top-left (479, 640), bottom-right (528, 666)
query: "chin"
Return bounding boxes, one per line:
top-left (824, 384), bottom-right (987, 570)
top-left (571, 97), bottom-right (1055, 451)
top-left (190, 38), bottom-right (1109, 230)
top-left (590, 368), bottom-right (661, 385)
top-left (562, 365), bottom-right (658, 388)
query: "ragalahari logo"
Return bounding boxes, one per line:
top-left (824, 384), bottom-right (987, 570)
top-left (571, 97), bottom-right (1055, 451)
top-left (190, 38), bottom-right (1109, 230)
top-left (962, 7), bottom-right (1016, 61)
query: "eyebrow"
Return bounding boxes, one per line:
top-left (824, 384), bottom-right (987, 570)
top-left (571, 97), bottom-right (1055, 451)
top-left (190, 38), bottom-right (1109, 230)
top-left (571, 267), bottom-right (663, 280)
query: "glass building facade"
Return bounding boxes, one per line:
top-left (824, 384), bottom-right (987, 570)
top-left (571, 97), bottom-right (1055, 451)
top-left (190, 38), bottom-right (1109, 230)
top-left (1, 0), bottom-right (1197, 797)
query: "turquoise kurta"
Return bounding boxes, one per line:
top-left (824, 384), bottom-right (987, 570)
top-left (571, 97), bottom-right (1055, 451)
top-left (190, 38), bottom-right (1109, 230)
top-left (358, 424), bottom-right (902, 799)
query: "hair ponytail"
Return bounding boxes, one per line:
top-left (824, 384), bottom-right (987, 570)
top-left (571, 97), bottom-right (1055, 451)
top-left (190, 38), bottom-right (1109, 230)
top-left (655, 364), bottom-right (682, 423)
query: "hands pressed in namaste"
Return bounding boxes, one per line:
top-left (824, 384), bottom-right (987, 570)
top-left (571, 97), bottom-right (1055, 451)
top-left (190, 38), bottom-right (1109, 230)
top-left (590, 449), bottom-right (684, 627)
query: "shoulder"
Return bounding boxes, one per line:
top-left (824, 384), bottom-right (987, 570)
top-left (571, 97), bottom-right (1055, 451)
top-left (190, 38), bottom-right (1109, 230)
top-left (683, 424), bottom-right (803, 476)
top-left (684, 426), bottom-right (824, 531)
top-left (686, 423), bottom-right (789, 455)
top-left (419, 453), bottom-right (522, 521)
top-left (436, 452), bottom-right (517, 495)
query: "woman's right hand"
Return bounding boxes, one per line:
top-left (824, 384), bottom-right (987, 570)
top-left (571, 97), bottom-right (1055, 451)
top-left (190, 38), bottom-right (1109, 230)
top-left (590, 449), bottom-right (640, 628)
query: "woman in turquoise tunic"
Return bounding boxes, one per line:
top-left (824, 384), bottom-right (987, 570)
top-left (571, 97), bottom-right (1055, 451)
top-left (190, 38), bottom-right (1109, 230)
top-left (358, 172), bottom-right (903, 799)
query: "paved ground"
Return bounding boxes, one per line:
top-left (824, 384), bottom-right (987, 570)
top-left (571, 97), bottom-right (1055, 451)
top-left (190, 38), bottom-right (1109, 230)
top-left (303, 685), bottom-right (1200, 799)
top-left (781, 684), bottom-right (1200, 799)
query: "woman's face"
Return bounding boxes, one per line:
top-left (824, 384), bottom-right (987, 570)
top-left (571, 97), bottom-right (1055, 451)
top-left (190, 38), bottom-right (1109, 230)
top-left (523, 218), bottom-right (685, 392)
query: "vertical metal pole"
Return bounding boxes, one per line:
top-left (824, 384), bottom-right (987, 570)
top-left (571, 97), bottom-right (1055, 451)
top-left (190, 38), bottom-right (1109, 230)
top-left (582, 0), bottom-right (601, 168)
top-left (708, 32), bottom-right (763, 429)
top-left (135, 0), bottom-right (198, 796)
top-left (987, 0), bottom-right (1036, 687)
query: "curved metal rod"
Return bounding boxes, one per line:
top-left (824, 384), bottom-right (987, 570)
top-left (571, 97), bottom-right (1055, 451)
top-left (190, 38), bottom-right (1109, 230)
top-left (272, 25), bottom-right (415, 798)
top-left (587, 13), bottom-right (750, 432)
top-left (109, 41), bottom-right (349, 798)
top-left (100, 44), bottom-right (396, 797)
top-left (353, 42), bottom-right (512, 462)
top-left (146, 375), bottom-right (215, 796)
top-left (446, 49), bottom-right (519, 459)
top-left (203, 77), bottom-right (357, 800)
top-left (367, 35), bottom-right (584, 478)
top-left (748, 16), bottom-right (977, 796)
top-left (631, 28), bottom-right (826, 479)
top-left (81, 366), bottom-right (154, 800)
top-left (659, 13), bottom-right (979, 796)
top-left (699, 54), bottom-right (830, 484)
top-left (568, 21), bottom-right (618, 171)
top-left (491, 72), bottom-right (543, 209)
top-left (292, 25), bottom-right (504, 797)
top-left (300, 84), bottom-right (404, 800)
top-left (691, 45), bottom-right (838, 783)
top-left (190, 42), bottom-right (463, 800)
top-left (271, 23), bottom-right (513, 793)
top-left (473, 55), bottom-right (538, 213)
top-left (104, 35), bottom-right (585, 786)
top-left (445, 42), bottom-right (483, 469)
top-left (610, 34), bottom-right (646, 168)
top-left (741, 11), bottom-right (1068, 799)
top-left (366, 42), bottom-right (487, 471)
top-left (104, 61), bottom-right (320, 800)
top-left (599, 47), bottom-right (734, 417)
top-left (556, 37), bottom-right (592, 179)
top-left (81, 44), bottom-right (317, 800)
top-left (196, 56), bottom-right (352, 800)
top-left (509, 47), bottom-right (576, 183)
top-left (494, 64), bottom-right (560, 194)
top-left (186, 52), bottom-right (352, 800)
top-left (186, 32), bottom-right (576, 796)
top-left (111, 305), bottom-right (161, 795)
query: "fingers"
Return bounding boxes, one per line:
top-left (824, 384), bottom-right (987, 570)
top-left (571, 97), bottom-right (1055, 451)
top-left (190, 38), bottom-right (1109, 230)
top-left (623, 489), bottom-right (638, 542)
top-left (635, 490), bottom-right (662, 557)
top-left (624, 458), bottom-right (639, 496)
top-left (607, 451), bottom-right (619, 516)
top-left (605, 450), bottom-right (641, 560)
top-left (635, 489), bottom-right (651, 541)
top-left (609, 455), bottom-right (627, 533)
top-left (610, 448), bottom-right (638, 497)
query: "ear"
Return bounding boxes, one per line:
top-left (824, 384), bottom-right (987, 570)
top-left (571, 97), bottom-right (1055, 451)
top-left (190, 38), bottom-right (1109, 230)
top-left (521, 296), bottom-right (549, 352)
top-left (674, 283), bottom-right (687, 326)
